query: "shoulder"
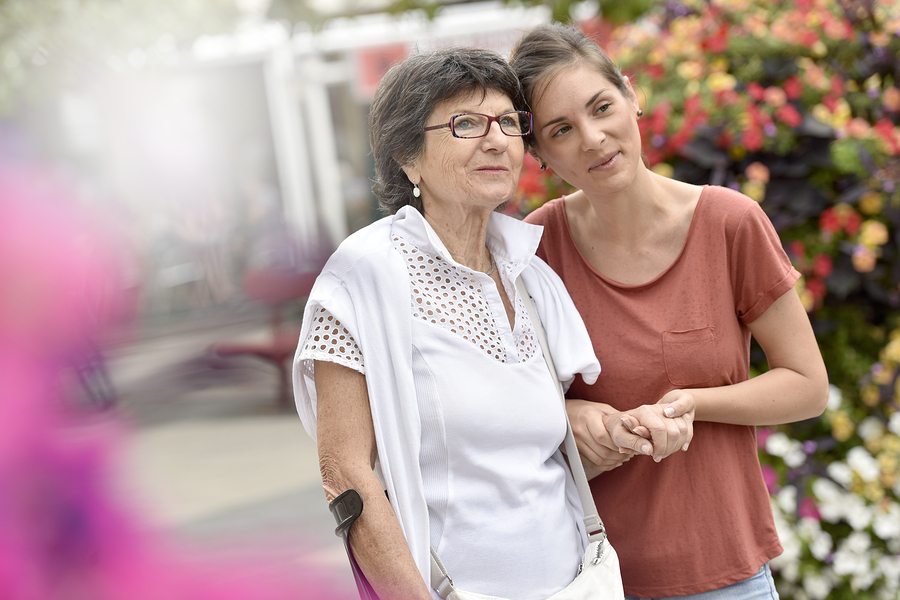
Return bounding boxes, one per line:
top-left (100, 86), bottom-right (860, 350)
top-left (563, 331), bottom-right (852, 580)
top-left (323, 215), bottom-right (397, 275)
top-left (523, 197), bottom-right (565, 228)
top-left (695, 185), bottom-right (769, 233)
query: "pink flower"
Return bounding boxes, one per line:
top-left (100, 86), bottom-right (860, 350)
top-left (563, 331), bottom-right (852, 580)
top-left (798, 496), bottom-right (821, 520)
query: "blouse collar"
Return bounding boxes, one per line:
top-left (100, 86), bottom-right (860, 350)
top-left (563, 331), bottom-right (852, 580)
top-left (390, 205), bottom-right (543, 276)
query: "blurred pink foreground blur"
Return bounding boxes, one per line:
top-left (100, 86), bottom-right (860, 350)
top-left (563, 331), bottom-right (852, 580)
top-left (0, 165), bottom-right (350, 599)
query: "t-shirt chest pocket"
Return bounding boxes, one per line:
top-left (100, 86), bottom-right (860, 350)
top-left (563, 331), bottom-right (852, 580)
top-left (661, 326), bottom-right (721, 387)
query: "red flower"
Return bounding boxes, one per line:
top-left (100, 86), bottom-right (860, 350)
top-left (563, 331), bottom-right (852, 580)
top-left (820, 208), bottom-right (841, 233)
top-left (844, 210), bottom-right (861, 235)
top-left (743, 126), bottom-right (764, 151)
top-left (789, 240), bottom-right (806, 260)
top-left (747, 83), bottom-right (765, 101)
top-left (702, 22), bottom-right (730, 53)
top-left (813, 254), bottom-right (833, 278)
top-left (806, 277), bottom-right (826, 302)
top-left (874, 119), bottom-right (900, 155)
top-left (783, 77), bottom-right (803, 100)
top-left (776, 104), bottom-right (803, 128)
top-left (831, 75), bottom-right (844, 98)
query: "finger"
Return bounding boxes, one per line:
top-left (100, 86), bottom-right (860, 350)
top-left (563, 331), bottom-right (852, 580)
top-left (683, 418), bottom-right (694, 452)
top-left (662, 396), bottom-right (692, 418)
top-left (616, 418), bottom-right (653, 456)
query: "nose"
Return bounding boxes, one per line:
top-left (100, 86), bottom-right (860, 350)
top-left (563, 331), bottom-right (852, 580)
top-left (481, 120), bottom-right (510, 151)
top-left (580, 122), bottom-right (607, 151)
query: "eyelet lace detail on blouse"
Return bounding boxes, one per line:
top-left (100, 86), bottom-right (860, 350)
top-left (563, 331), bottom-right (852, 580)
top-left (392, 233), bottom-right (537, 364)
top-left (299, 307), bottom-right (366, 374)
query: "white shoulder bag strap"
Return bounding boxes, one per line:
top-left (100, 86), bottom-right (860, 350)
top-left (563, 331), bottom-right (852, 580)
top-left (514, 277), bottom-right (607, 545)
top-left (429, 277), bottom-right (607, 598)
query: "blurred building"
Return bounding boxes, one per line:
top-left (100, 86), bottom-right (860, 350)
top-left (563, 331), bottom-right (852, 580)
top-left (51, 1), bottom-right (558, 320)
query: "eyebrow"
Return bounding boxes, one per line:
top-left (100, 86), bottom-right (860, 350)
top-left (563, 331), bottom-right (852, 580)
top-left (540, 89), bottom-right (610, 130)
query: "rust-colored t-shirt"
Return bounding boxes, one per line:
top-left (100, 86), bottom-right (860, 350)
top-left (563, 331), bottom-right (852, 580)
top-left (526, 185), bottom-right (799, 597)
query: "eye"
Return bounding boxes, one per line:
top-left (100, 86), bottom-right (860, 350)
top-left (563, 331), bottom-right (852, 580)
top-left (550, 124), bottom-right (572, 138)
top-left (452, 115), bottom-right (481, 131)
top-left (594, 102), bottom-right (612, 115)
top-left (499, 114), bottom-right (518, 129)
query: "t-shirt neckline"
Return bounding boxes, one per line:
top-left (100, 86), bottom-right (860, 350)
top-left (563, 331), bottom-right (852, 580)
top-left (558, 185), bottom-right (709, 290)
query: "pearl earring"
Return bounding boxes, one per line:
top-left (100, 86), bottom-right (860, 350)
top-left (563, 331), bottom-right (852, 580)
top-left (637, 109), bottom-right (644, 117)
top-left (413, 183), bottom-right (421, 198)
top-left (539, 162), bottom-right (547, 171)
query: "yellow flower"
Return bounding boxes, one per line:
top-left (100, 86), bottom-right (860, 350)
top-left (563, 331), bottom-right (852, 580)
top-left (831, 411), bottom-right (855, 441)
top-left (863, 481), bottom-right (885, 503)
top-left (852, 245), bottom-right (878, 273)
top-left (884, 337), bottom-right (900, 367)
top-left (859, 191), bottom-right (884, 215)
top-left (859, 220), bottom-right (890, 247)
top-left (812, 104), bottom-right (832, 125)
top-left (652, 163), bottom-right (674, 178)
top-left (707, 72), bottom-right (736, 93)
top-left (677, 61), bottom-right (704, 80)
top-left (710, 58), bottom-right (729, 73)
top-left (686, 80), bottom-right (700, 96)
top-left (873, 365), bottom-right (896, 386)
top-left (812, 41), bottom-right (827, 57)
top-left (742, 181), bottom-right (766, 203)
top-left (798, 287), bottom-right (815, 313)
top-left (862, 384), bottom-right (881, 407)
top-left (833, 99), bottom-right (852, 128)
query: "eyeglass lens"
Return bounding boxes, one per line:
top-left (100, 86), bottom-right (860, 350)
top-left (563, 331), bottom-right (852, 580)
top-left (451, 112), bottom-right (531, 138)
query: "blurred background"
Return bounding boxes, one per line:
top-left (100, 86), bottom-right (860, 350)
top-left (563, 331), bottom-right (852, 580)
top-left (0, 0), bottom-right (897, 599)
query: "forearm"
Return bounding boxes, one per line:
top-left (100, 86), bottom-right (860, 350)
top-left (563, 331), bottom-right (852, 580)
top-left (692, 366), bottom-right (828, 426)
top-left (323, 463), bottom-right (431, 600)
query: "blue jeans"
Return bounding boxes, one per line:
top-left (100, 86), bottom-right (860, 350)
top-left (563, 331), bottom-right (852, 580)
top-left (626, 564), bottom-right (779, 600)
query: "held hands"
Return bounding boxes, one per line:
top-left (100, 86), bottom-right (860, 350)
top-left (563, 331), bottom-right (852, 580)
top-left (608, 390), bottom-right (695, 463)
top-left (567, 391), bottom-right (696, 474)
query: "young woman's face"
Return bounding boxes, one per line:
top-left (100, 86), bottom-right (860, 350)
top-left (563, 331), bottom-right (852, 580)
top-left (530, 63), bottom-right (642, 196)
top-left (405, 88), bottom-right (525, 214)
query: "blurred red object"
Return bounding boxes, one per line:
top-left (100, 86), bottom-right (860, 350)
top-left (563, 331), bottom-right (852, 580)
top-left (209, 268), bottom-right (319, 407)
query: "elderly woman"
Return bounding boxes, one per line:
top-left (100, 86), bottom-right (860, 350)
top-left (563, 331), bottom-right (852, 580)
top-left (292, 49), bottom-right (622, 599)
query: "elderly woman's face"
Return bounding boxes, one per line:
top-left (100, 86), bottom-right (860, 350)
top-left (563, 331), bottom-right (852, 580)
top-left (406, 88), bottom-right (524, 213)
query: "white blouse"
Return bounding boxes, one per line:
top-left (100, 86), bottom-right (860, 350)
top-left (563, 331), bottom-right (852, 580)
top-left (293, 206), bottom-right (601, 598)
top-left (299, 229), bottom-right (581, 597)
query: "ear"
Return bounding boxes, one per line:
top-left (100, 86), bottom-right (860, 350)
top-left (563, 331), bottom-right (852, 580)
top-left (400, 161), bottom-right (421, 186)
top-left (622, 75), bottom-right (640, 112)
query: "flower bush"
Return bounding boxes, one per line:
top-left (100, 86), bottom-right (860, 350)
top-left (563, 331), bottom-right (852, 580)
top-left (515, 1), bottom-right (900, 597)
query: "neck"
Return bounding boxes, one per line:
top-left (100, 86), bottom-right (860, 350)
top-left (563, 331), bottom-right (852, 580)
top-left (578, 169), bottom-right (670, 244)
top-left (423, 203), bottom-right (495, 273)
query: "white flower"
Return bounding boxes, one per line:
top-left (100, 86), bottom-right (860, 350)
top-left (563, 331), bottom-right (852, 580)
top-left (827, 384), bottom-right (843, 411)
top-left (784, 447), bottom-right (806, 468)
top-left (873, 501), bottom-right (900, 541)
top-left (846, 495), bottom-right (874, 531)
top-left (812, 478), bottom-right (850, 523)
top-left (851, 569), bottom-right (878, 591)
top-left (847, 446), bottom-right (880, 482)
top-left (833, 533), bottom-right (871, 577)
top-left (858, 416), bottom-right (885, 441)
top-left (880, 556), bottom-right (900, 593)
top-left (766, 432), bottom-right (792, 457)
top-left (803, 573), bottom-right (832, 600)
top-left (888, 412), bottom-right (900, 436)
top-left (805, 525), bottom-right (833, 561)
top-left (777, 486), bottom-right (797, 514)
top-left (826, 462), bottom-right (853, 488)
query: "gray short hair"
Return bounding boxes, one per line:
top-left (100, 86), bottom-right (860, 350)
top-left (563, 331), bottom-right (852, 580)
top-left (369, 48), bottom-right (525, 214)
top-left (509, 24), bottom-right (629, 146)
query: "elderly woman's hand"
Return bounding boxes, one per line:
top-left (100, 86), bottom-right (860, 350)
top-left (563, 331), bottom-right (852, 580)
top-left (567, 399), bottom-right (642, 477)
top-left (613, 392), bottom-right (694, 462)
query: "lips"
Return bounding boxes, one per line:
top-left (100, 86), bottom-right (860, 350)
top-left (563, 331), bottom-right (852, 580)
top-left (588, 152), bottom-right (619, 171)
top-left (475, 166), bottom-right (509, 172)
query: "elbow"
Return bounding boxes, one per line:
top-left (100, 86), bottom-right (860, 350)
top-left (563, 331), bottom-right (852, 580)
top-left (319, 451), bottom-right (350, 503)
top-left (806, 368), bottom-right (830, 419)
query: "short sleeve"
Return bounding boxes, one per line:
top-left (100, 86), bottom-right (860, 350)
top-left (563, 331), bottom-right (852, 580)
top-left (730, 201), bottom-right (800, 324)
top-left (298, 305), bottom-right (365, 374)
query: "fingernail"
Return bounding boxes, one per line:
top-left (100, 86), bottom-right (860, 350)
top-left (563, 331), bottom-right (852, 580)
top-left (664, 407), bottom-right (674, 417)
top-left (641, 443), bottom-right (652, 454)
top-left (683, 443), bottom-right (689, 451)
top-left (654, 456), bottom-right (661, 463)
